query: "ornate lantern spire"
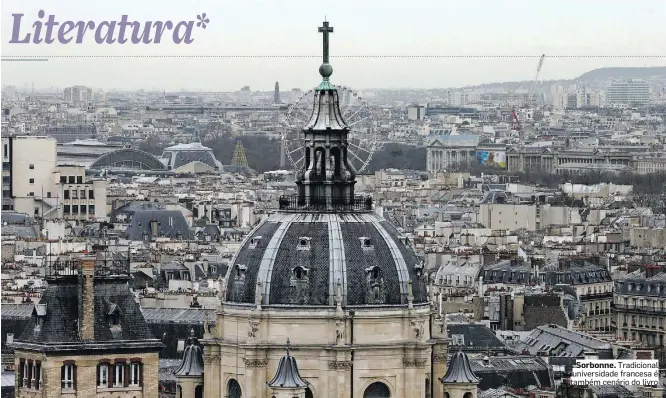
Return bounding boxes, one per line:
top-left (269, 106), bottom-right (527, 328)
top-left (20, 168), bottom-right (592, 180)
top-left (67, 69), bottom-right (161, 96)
top-left (280, 20), bottom-right (370, 213)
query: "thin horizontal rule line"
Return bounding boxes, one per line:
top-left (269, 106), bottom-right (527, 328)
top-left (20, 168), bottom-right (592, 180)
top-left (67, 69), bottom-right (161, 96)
top-left (1, 55), bottom-right (665, 59)
top-left (1, 58), bottom-right (49, 62)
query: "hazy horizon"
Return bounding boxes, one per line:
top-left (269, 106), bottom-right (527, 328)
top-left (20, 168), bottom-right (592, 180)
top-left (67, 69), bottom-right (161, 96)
top-left (2, 0), bottom-right (665, 91)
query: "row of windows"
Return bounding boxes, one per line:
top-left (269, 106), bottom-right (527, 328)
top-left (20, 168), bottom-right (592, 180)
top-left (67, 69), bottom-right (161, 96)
top-left (95, 362), bottom-right (142, 388)
top-left (616, 296), bottom-right (666, 309)
top-left (18, 360), bottom-right (42, 390)
top-left (18, 360), bottom-right (143, 391)
top-left (619, 331), bottom-right (664, 347)
top-left (61, 361), bottom-right (143, 391)
top-left (63, 204), bottom-right (95, 215)
top-left (619, 315), bottom-right (665, 327)
top-left (60, 176), bottom-right (84, 184)
top-left (25, 190), bottom-right (95, 200)
top-left (64, 189), bottom-right (95, 199)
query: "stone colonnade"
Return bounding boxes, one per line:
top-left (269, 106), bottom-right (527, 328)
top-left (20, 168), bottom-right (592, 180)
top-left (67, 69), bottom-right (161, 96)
top-left (427, 148), bottom-right (476, 173)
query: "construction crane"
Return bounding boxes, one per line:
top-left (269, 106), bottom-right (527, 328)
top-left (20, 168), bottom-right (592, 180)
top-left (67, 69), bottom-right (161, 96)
top-left (512, 54), bottom-right (545, 145)
top-left (528, 54), bottom-right (546, 108)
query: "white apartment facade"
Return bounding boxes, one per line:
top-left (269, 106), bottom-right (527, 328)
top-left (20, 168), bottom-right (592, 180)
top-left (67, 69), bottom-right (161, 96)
top-left (2, 136), bottom-right (59, 214)
top-left (1, 136), bottom-right (106, 220)
top-left (606, 79), bottom-right (651, 107)
top-left (57, 165), bottom-right (107, 221)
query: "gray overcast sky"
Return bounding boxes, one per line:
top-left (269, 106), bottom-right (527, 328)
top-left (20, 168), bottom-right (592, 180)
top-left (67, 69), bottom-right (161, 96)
top-left (1, 0), bottom-right (665, 91)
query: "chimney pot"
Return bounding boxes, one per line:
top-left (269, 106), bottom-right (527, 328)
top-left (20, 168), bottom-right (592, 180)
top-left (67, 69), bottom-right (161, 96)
top-left (80, 256), bottom-right (96, 340)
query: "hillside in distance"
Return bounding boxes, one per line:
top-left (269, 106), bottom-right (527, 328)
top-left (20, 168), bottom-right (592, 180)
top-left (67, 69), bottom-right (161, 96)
top-left (576, 66), bottom-right (666, 81)
top-left (462, 66), bottom-right (666, 90)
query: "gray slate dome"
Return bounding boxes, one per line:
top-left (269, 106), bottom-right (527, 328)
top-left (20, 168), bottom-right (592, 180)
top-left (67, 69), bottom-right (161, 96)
top-left (224, 212), bottom-right (428, 307)
top-left (223, 20), bottom-right (427, 308)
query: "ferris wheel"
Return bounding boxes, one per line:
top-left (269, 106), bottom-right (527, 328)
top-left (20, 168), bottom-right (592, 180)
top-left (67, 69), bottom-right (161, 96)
top-left (284, 86), bottom-right (382, 173)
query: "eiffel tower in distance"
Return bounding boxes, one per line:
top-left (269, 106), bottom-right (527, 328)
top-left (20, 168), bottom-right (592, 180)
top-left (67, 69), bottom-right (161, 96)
top-left (231, 140), bottom-right (249, 168)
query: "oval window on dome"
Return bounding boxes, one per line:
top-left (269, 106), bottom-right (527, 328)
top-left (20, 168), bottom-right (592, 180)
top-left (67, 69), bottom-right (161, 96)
top-left (297, 237), bottom-right (311, 250)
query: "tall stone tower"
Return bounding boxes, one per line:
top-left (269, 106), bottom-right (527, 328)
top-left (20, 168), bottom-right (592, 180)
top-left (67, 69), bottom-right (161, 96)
top-left (274, 81), bottom-right (281, 104)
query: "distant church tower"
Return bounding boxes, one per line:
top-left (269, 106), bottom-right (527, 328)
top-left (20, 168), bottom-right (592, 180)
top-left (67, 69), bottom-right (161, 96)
top-left (274, 81), bottom-right (281, 104)
top-left (231, 140), bottom-right (249, 168)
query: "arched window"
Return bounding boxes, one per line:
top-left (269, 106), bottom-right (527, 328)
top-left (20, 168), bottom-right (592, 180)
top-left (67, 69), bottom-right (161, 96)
top-left (330, 147), bottom-right (341, 177)
top-left (305, 387), bottom-right (314, 398)
top-left (194, 385), bottom-right (203, 398)
top-left (364, 381), bottom-right (391, 398)
top-left (314, 147), bottom-right (326, 177)
top-left (463, 392), bottom-right (474, 398)
top-left (228, 379), bottom-right (242, 398)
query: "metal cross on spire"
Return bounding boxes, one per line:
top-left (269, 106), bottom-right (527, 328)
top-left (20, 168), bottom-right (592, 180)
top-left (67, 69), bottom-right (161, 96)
top-left (318, 21), bottom-right (334, 64)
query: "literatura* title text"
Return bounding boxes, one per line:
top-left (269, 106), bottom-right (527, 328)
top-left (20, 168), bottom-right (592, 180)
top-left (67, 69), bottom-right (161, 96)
top-left (8, 10), bottom-right (211, 44)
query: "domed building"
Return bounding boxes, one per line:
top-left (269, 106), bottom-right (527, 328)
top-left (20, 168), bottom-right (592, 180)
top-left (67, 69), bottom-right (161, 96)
top-left (200, 21), bottom-right (450, 398)
top-left (160, 142), bottom-right (222, 171)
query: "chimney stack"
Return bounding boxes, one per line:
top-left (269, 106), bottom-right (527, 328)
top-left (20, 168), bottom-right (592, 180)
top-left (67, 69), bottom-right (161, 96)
top-left (79, 257), bottom-right (95, 340)
top-left (150, 218), bottom-right (159, 237)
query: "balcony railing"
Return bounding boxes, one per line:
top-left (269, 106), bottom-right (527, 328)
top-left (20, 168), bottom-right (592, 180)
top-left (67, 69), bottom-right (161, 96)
top-left (278, 195), bottom-right (372, 213)
top-left (613, 304), bottom-right (666, 315)
top-left (45, 257), bottom-right (130, 280)
top-left (580, 291), bottom-right (614, 300)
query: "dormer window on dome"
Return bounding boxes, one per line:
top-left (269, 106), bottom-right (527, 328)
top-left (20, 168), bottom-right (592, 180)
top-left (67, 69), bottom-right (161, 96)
top-left (365, 266), bottom-right (385, 304)
top-left (292, 266), bottom-right (309, 281)
top-left (290, 266), bottom-right (311, 304)
top-left (108, 303), bottom-right (122, 326)
top-left (297, 237), bottom-right (311, 251)
top-left (234, 264), bottom-right (248, 280)
top-left (415, 261), bottom-right (424, 277)
top-left (231, 264), bottom-right (248, 302)
top-left (250, 236), bottom-right (262, 249)
top-left (360, 237), bottom-right (373, 250)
